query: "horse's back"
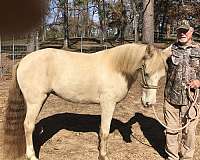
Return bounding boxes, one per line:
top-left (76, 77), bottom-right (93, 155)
top-left (17, 48), bottom-right (100, 78)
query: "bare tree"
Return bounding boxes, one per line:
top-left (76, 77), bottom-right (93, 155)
top-left (63, 0), bottom-right (69, 48)
top-left (96, 0), bottom-right (106, 43)
top-left (142, 0), bottom-right (154, 43)
top-left (130, 0), bottom-right (139, 42)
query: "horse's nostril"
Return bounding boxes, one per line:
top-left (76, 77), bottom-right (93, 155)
top-left (145, 102), bottom-right (152, 108)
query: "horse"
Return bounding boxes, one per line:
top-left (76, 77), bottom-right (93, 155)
top-left (3, 43), bottom-right (169, 160)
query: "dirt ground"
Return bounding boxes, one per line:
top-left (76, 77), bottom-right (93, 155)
top-left (0, 76), bottom-right (200, 160)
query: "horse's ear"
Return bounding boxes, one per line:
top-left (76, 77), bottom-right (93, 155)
top-left (144, 44), bottom-right (154, 59)
top-left (162, 45), bottom-right (172, 59)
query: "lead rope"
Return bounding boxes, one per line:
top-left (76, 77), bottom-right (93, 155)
top-left (152, 87), bottom-right (199, 131)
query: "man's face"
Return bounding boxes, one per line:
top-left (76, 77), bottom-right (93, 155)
top-left (177, 27), bottom-right (194, 45)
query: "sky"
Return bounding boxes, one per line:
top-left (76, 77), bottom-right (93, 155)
top-left (47, 0), bottom-right (100, 25)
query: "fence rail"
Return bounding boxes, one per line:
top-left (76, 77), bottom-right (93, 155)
top-left (0, 36), bottom-right (36, 79)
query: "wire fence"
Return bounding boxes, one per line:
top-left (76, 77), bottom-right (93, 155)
top-left (0, 35), bottom-right (36, 79)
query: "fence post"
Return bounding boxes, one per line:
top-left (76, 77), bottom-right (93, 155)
top-left (35, 32), bottom-right (39, 50)
top-left (12, 36), bottom-right (15, 65)
top-left (81, 35), bottom-right (83, 53)
top-left (0, 35), bottom-right (2, 78)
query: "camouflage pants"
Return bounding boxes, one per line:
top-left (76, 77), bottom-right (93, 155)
top-left (164, 100), bottom-right (199, 160)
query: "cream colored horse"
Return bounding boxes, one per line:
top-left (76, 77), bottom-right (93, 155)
top-left (3, 43), bottom-right (168, 160)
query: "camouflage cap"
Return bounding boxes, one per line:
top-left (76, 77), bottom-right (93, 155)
top-left (176, 20), bottom-right (191, 31)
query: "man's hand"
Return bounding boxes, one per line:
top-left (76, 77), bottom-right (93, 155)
top-left (189, 80), bottom-right (200, 88)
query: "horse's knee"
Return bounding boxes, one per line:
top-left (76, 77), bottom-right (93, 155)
top-left (24, 120), bottom-right (35, 134)
top-left (99, 129), bottom-right (109, 145)
top-left (100, 127), bottom-right (109, 136)
top-left (99, 132), bottom-right (109, 143)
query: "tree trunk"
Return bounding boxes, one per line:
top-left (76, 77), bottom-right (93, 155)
top-left (63, 0), bottom-right (69, 48)
top-left (160, 0), bottom-right (169, 39)
top-left (120, 0), bottom-right (127, 44)
top-left (130, 0), bottom-right (139, 42)
top-left (27, 32), bottom-right (35, 52)
top-left (166, 23), bottom-right (171, 38)
top-left (35, 31), bottom-right (39, 50)
top-left (134, 15), bottom-right (139, 42)
top-left (41, 16), bottom-right (46, 41)
top-left (97, 0), bottom-right (106, 43)
top-left (41, 25), bottom-right (46, 42)
top-left (84, 1), bottom-right (89, 37)
top-left (73, 1), bottom-right (76, 37)
top-left (142, 0), bottom-right (154, 43)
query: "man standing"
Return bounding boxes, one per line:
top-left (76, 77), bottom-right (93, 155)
top-left (164, 20), bottom-right (200, 160)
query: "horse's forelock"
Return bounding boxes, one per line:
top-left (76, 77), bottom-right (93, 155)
top-left (145, 47), bottom-right (165, 75)
top-left (144, 44), bottom-right (156, 59)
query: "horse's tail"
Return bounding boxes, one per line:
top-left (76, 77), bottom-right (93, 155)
top-left (3, 64), bottom-right (26, 160)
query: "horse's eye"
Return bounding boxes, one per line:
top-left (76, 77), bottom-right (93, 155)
top-left (144, 73), bottom-right (149, 77)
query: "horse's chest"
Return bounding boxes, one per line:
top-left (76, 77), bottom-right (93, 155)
top-left (114, 84), bottom-right (129, 102)
top-left (102, 77), bottom-right (129, 102)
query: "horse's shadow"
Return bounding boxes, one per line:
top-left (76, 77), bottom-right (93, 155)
top-left (127, 113), bottom-right (167, 158)
top-left (33, 112), bottom-right (167, 158)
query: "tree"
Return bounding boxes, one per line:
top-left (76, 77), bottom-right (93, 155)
top-left (154, 0), bottom-right (200, 39)
top-left (142, 0), bottom-right (154, 43)
top-left (107, 1), bottom-right (128, 43)
top-left (62, 0), bottom-right (69, 48)
top-left (130, 0), bottom-right (140, 42)
top-left (95, 0), bottom-right (106, 43)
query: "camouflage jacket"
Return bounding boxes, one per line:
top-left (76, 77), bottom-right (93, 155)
top-left (165, 42), bottom-right (200, 105)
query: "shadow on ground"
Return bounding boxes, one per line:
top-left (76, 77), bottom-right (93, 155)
top-left (127, 112), bottom-right (167, 158)
top-left (33, 112), bottom-right (167, 158)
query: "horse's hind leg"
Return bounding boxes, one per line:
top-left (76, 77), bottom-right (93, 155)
top-left (99, 100), bottom-right (116, 160)
top-left (24, 93), bottom-right (48, 160)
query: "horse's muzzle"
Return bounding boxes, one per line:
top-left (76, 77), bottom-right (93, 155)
top-left (141, 98), bottom-right (153, 108)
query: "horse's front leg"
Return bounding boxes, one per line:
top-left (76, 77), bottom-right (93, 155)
top-left (99, 99), bottom-right (116, 160)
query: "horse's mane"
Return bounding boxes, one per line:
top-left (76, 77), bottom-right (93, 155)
top-left (107, 43), bottom-right (148, 75)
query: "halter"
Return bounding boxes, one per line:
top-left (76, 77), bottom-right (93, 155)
top-left (139, 63), bottom-right (158, 89)
top-left (139, 52), bottom-right (168, 90)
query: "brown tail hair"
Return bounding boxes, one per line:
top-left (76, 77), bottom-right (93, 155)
top-left (3, 64), bottom-right (26, 160)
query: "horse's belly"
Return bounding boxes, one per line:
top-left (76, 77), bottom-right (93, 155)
top-left (53, 87), bottom-right (100, 104)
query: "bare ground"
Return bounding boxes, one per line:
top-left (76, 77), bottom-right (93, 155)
top-left (0, 77), bottom-right (200, 160)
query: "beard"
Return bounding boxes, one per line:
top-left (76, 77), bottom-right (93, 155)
top-left (178, 37), bottom-right (192, 45)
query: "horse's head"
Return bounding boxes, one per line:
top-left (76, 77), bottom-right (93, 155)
top-left (141, 44), bottom-right (167, 107)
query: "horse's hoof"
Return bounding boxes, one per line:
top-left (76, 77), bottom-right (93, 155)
top-left (27, 156), bottom-right (39, 160)
top-left (98, 155), bottom-right (110, 160)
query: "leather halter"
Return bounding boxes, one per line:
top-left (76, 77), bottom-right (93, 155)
top-left (139, 63), bottom-right (158, 89)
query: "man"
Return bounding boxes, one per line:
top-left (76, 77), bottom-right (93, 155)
top-left (164, 20), bottom-right (200, 160)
